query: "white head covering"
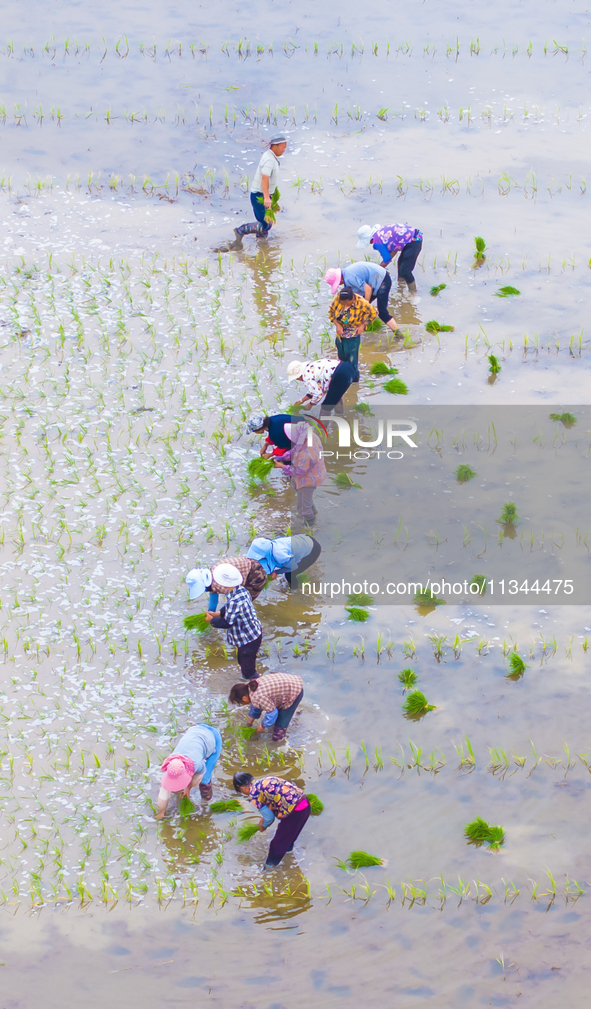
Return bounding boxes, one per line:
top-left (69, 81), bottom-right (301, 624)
top-left (185, 567), bottom-right (213, 600)
top-left (356, 223), bottom-right (382, 249)
top-left (211, 563), bottom-right (243, 588)
top-left (287, 361), bottom-right (305, 382)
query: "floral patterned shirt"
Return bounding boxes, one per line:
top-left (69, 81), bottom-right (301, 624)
top-left (372, 224), bottom-right (423, 263)
top-left (301, 359), bottom-right (339, 405)
top-left (249, 775), bottom-right (304, 819)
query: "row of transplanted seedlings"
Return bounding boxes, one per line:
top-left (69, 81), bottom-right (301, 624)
top-left (0, 36), bottom-right (585, 60)
top-left (0, 235), bottom-right (584, 907)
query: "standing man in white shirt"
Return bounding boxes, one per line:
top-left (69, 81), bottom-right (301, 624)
top-left (234, 135), bottom-right (287, 241)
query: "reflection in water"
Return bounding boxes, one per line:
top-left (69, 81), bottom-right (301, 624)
top-left (159, 813), bottom-right (223, 872)
top-left (234, 865), bottom-right (313, 923)
top-left (235, 243), bottom-right (289, 342)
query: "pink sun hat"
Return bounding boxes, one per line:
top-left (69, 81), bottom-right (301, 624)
top-left (160, 753), bottom-right (195, 792)
top-left (324, 268), bottom-right (342, 296)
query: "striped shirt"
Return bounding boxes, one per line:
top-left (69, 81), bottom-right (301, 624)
top-left (249, 673), bottom-right (304, 712)
top-left (249, 776), bottom-right (304, 819)
top-left (211, 585), bottom-right (262, 647)
top-left (210, 556), bottom-right (267, 600)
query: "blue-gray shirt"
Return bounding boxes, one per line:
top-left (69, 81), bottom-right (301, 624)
top-left (173, 724), bottom-right (216, 776)
top-left (341, 262), bottom-right (386, 296)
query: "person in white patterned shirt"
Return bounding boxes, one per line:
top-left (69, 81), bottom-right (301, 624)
top-left (287, 358), bottom-right (356, 415)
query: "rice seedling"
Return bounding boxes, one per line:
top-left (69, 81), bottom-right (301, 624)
top-left (496, 286), bottom-right (521, 297)
top-left (506, 651), bottom-right (527, 679)
top-left (455, 464), bottom-right (476, 482)
top-left (369, 361), bottom-right (397, 375)
top-left (347, 591), bottom-right (374, 606)
top-left (425, 320), bottom-right (454, 333)
top-left (183, 612), bottom-right (210, 634)
top-left (352, 402), bottom-right (373, 415)
top-left (233, 725), bottom-right (259, 740)
top-left (430, 284), bottom-right (447, 296)
top-left (346, 607), bottom-right (369, 622)
top-left (383, 378), bottom-right (408, 395)
top-left (210, 799), bottom-right (243, 814)
top-left (474, 236), bottom-right (487, 261)
top-left (343, 850), bottom-right (386, 869)
top-left (398, 667), bottom-right (417, 690)
top-left (464, 817), bottom-right (505, 850)
top-left (333, 472), bottom-right (362, 489)
top-left (470, 575), bottom-right (487, 595)
top-left (179, 797), bottom-right (194, 819)
top-left (549, 411), bottom-right (576, 427)
top-left (236, 822), bottom-right (260, 843)
top-left (402, 690), bottom-right (436, 717)
top-left (498, 502), bottom-right (519, 525)
top-left (365, 319), bottom-right (383, 333)
top-left (305, 794), bottom-right (324, 815)
top-left (247, 457), bottom-right (275, 482)
top-left (413, 587), bottom-right (445, 607)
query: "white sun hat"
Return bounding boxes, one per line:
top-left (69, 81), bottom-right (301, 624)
top-left (212, 563), bottom-right (243, 588)
top-left (287, 361), bottom-right (305, 382)
top-left (185, 567), bottom-right (213, 600)
top-left (356, 223), bottom-right (382, 248)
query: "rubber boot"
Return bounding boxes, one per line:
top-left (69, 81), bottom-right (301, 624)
top-left (199, 782), bottom-right (213, 801)
top-left (234, 222), bottom-right (259, 239)
top-left (272, 726), bottom-right (287, 742)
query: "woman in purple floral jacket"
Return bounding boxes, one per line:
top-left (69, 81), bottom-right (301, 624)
top-left (356, 222), bottom-right (423, 295)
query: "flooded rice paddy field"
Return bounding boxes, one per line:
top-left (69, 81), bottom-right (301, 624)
top-left (1, 0), bottom-right (591, 1006)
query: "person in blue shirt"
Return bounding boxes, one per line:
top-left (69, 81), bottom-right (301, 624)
top-left (324, 263), bottom-right (400, 335)
top-left (246, 413), bottom-right (304, 457)
top-left (246, 534), bottom-right (322, 587)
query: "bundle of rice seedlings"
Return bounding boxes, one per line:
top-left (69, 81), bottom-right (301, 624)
top-left (549, 411), bottom-right (576, 427)
top-left (345, 850), bottom-right (386, 869)
top-left (210, 798), bottom-right (243, 814)
top-left (346, 606), bottom-right (369, 622)
top-left (366, 318), bottom-right (383, 332)
top-left (237, 821), bottom-right (260, 842)
top-left (247, 457), bottom-right (276, 482)
top-left (498, 502), bottom-right (519, 525)
top-left (506, 651), bottom-right (527, 679)
top-left (353, 402), bottom-right (373, 415)
top-left (470, 574), bottom-right (487, 595)
top-left (369, 361), bottom-right (397, 375)
top-left (413, 588), bottom-right (445, 607)
top-left (402, 689), bottom-right (436, 717)
top-left (257, 187), bottom-right (281, 222)
top-left (464, 816), bottom-right (505, 850)
top-left (333, 472), bottom-right (362, 489)
top-left (383, 378), bottom-right (409, 395)
top-left (426, 320), bottom-right (454, 333)
top-left (183, 612), bottom-right (210, 633)
top-left (455, 464), bottom-right (476, 482)
top-left (179, 796), bottom-right (194, 818)
top-left (488, 353), bottom-right (501, 374)
top-left (430, 283), bottom-right (447, 296)
top-left (347, 591), bottom-right (374, 606)
top-left (398, 667), bottom-right (417, 690)
top-left (234, 725), bottom-right (259, 740)
top-left (495, 285), bottom-right (520, 297)
top-left (474, 236), bottom-right (486, 259)
top-left (305, 793), bottom-right (324, 816)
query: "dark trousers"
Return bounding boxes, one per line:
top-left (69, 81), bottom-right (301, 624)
top-left (250, 689), bottom-right (303, 728)
top-left (237, 632), bottom-right (262, 679)
top-left (266, 800), bottom-right (311, 866)
top-left (250, 192), bottom-right (272, 233)
top-left (322, 361), bottom-right (356, 409)
top-left (370, 272), bottom-right (393, 324)
top-left (284, 537), bottom-right (322, 587)
top-left (398, 239), bottom-right (422, 285)
top-left (335, 334), bottom-right (360, 380)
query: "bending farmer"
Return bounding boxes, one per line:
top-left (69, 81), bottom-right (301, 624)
top-left (185, 557), bottom-right (267, 613)
top-left (328, 284), bottom-right (377, 379)
top-left (356, 222), bottom-right (423, 294)
top-left (247, 533), bottom-right (321, 587)
top-left (245, 412), bottom-right (304, 458)
top-left (204, 563), bottom-right (263, 679)
top-left (229, 672), bottom-right (304, 742)
top-left (233, 772), bottom-right (311, 867)
top-left (157, 723), bottom-right (222, 817)
top-left (324, 262), bottom-right (400, 335)
top-left (287, 358), bottom-right (356, 416)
